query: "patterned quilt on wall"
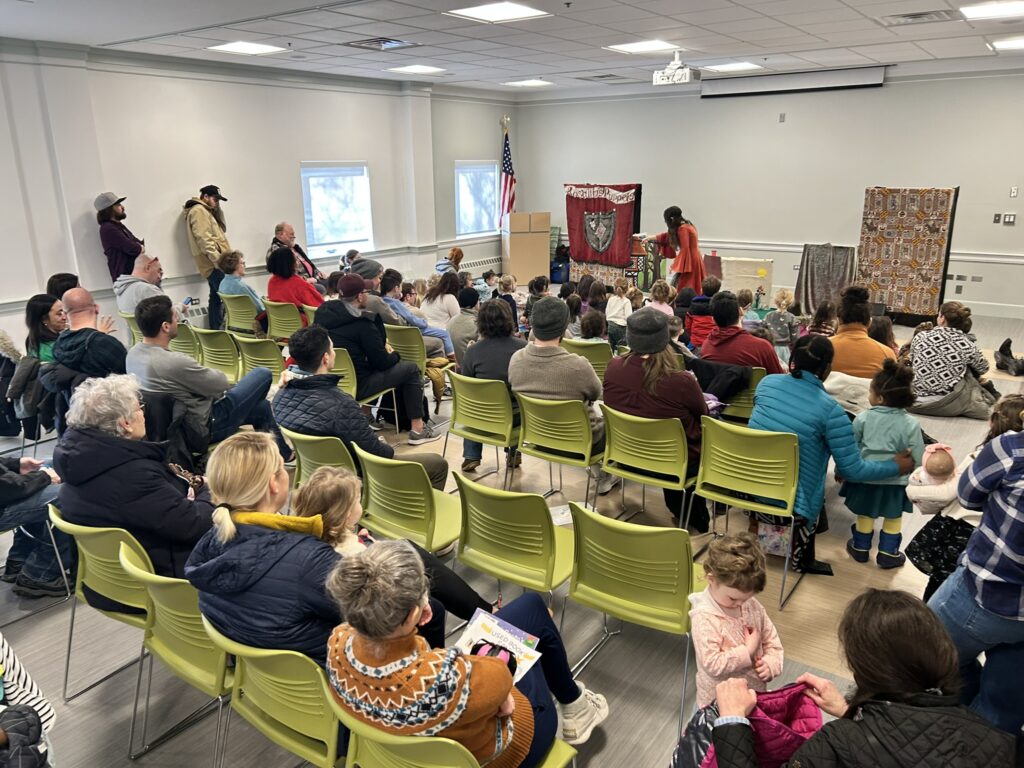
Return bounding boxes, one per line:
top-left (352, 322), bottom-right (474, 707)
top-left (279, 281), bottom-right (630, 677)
top-left (795, 243), bottom-right (858, 314)
top-left (856, 187), bottom-right (959, 317)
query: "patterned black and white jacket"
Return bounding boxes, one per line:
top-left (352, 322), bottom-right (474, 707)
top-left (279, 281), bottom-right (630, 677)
top-left (909, 326), bottom-right (988, 398)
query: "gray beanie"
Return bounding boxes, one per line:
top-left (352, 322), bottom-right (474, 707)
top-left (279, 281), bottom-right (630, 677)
top-left (626, 307), bottom-right (670, 354)
top-left (350, 258), bottom-right (383, 280)
top-left (530, 297), bottom-right (570, 341)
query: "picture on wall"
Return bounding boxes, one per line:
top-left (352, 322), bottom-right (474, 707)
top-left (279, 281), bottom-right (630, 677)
top-left (856, 186), bottom-right (959, 323)
top-left (564, 183), bottom-right (641, 268)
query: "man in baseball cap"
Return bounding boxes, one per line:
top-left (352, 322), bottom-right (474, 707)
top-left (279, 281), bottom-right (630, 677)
top-left (183, 184), bottom-right (231, 330)
top-left (95, 192), bottom-right (144, 282)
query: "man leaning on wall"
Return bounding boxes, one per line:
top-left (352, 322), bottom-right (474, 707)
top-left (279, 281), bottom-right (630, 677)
top-left (182, 184), bottom-right (230, 330)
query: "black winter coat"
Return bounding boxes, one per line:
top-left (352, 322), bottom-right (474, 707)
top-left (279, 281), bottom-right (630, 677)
top-left (315, 300), bottom-right (399, 382)
top-left (54, 428), bottom-right (214, 579)
top-left (0, 457), bottom-right (50, 508)
top-left (683, 356), bottom-right (752, 403)
top-left (52, 328), bottom-right (127, 378)
top-left (711, 693), bottom-right (1015, 768)
top-left (271, 374), bottom-right (393, 461)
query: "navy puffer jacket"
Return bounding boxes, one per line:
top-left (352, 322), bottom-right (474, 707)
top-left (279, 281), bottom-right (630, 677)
top-left (185, 522), bottom-right (341, 665)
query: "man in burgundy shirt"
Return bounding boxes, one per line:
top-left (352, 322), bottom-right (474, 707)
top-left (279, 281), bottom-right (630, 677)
top-left (700, 291), bottom-right (785, 375)
top-left (95, 192), bottom-right (144, 281)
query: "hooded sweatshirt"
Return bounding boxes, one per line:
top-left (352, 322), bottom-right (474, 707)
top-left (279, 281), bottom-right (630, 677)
top-left (52, 328), bottom-right (127, 378)
top-left (699, 325), bottom-right (785, 375)
top-left (112, 274), bottom-right (164, 316)
top-left (684, 295), bottom-right (716, 347)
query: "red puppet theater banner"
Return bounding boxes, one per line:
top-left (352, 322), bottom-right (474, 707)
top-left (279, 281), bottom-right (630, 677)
top-left (564, 183), bottom-right (641, 267)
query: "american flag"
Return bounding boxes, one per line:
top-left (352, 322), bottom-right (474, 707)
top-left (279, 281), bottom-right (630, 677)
top-left (499, 129), bottom-right (516, 219)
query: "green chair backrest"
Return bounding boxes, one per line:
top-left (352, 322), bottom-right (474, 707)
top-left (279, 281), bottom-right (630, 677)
top-left (280, 427), bottom-right (356, 485)
top-left (515, 393), bottom-right (598, 469)
top-left (191, 327), bottom-right (240, 384)
top-left (453, 473), bottom-right (568, 592)
top-left (120, 312), bottom-right (143, 347)
top-left (384, 325), bottom-right (426, 374)
top-left (264, 299), bottom-right (304, 342)
top-left (48, 505), bottom-right (150, 627)
top-left (200, 617), bottom-right (339, 768)
top-left (302, 305), bottom-right (319, 327)
top-left (234, 335), bottom-right (285, 379)
top-left (560, 338), bottom-right (613, 382)
top-left (615, 344), bottom-right (631, 357)
top-left (219, 293), bottom-right (260, 336)
top-left (118, 543), bottom-right (231, 699)
top-left (330, 347), bottom-right (359, 399)
top-left (169, 322), bottom-right (203, 363)
top-left (446, 370), bottom-right (516, 449)
top-left (568, 501), bottom-right (695, 634)
top-left (695, 416), bottom-right (799, 518)
top-left (599, 404), bottom-right (688, 490)
top-left (352, 444), bottom-right (440, 549)
top-left (721, 367), bottom-right (766, 423)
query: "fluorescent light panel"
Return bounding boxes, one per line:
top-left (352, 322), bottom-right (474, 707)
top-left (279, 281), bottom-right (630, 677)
top-left (606, 40), bottom-right (680, 54)
top-left (992, 35), bottom-right (1024, 49)
top-left (960, 1), bottom-right (1024, 19)
top-left (207, 41), bottom-right (286, 55)
top-left (503, 78), bottom-right (552, 86)
top-left (704, 62), bottom-right (763, 73)
top-left (386, 64), bottom-right (446, 74)
top-left (446, 2), bottom-right (548, 23)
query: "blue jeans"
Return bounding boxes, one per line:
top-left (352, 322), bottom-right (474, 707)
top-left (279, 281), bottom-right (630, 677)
top-left (423, 327), bottom-right (454, 356)
top-left (496, 593), bottom-right (580, 768)
top-left (209, 368), bottom-right (290, 459)
top-left (207, 269), bottom-right (224, 331)
top-left (2, 484), bottom-right (73, 582)
top-left (463, 412), bottom-right (520, 461)
top-left (929, 565), bottom-right (1024, 733)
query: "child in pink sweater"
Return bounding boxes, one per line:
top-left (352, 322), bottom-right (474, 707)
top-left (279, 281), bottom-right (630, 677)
top-left (689, 532), bottom-right (784, 708)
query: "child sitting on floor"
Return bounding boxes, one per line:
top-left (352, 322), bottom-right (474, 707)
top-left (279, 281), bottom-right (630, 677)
top-left (689, 533), bottom-right (784, 709)
top-left (648, 279), bottom-right (675, 318)
top-left (842, 359), bottom-right (924, 568)
top-left (908, 443), bottom-right (957, 515)
top-left (807, 300), bottom-right (837, 338)
top-left (764, 288), bottom-right (799, 364)
top-left (736, 288), bottom-right (762, 334)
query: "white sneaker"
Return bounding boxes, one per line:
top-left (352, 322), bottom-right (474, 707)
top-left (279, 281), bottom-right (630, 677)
top-left (559, 683), bottom-right (609, 745)
top-left (597, 471), bottom-right (621, 495)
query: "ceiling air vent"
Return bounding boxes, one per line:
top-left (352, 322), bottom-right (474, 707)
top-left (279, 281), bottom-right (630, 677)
top-left (878, 10), bottom-right (964, 25)
top-left (345, 38), bottom-right (420, 51)
top-left (574, 73), bottom-right (642, 84)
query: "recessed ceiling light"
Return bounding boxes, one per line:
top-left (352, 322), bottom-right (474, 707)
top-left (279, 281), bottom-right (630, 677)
top-left (605, 40), bottom-right (681, 54)
top-left (446, 2), bottom-right (549, 23)
top-left (960, 1), bottom-right (1024, 19)
top-left (386, 64), bottom-right (447, 74)
top-left (502, 78), bottom-right (552, 87)
top-left (207, 41), bottom-right (286, 56)
top-left (703, 62), bottom-right (764, 73)
top-left (992, 35), bottom-right (1024, 48)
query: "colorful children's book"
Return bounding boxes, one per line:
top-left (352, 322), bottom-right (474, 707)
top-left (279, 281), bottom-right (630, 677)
top-left (456, 609), bottom-right (542, 683)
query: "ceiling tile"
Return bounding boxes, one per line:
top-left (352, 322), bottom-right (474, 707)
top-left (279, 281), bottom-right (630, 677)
top-left (343, 22), bottom-right (426, 37)
top-left (791, 47), bottom-right (875, 65)
top-left (106, 41), bottom-right (194, 55)
top-left (888, 20), bottom-right (975, 39)
top-left (273, 10), bottom-right (372, 28)
top-left (437, 38), bottom-right (503, 50)
top-left (776, 8), bottom-right (867, 25)
top-left (565, 5), bottom-right (658, 24)
top-left (852, 0), bottom-right (955, 16)
top-left (674, 7), bottom-right (764, 25)
top-left (185, 27), bottom-right (275, 43)
top-left (291, 29), bottom-right (372, 44)
top-left (703, 17), bottom-right (788, 34)
top-left (229, 19), bottom-right (322, 36)
top-left (794, 19), bottom-right (881, 35)
top-left (398, 30), bottom-right (468, 44)
top-left (851, 41), bottom-right (932, 61)
top-left (343, 1), bottom-right (436, 20)
top-left (147, 35), bottom-right (221, 49)
top-left (747, 0), bottom-right (847, 15)
top-left (258, 35), bottom-right (344, 51)
top-left (634, 0), bottom-right (736, 11)
top-left (740, 26), bottom-right (818, 41)
top-left (610, 17), bottom-right (694, 34)
top-left (817, 28), bottom-right (899, 44)
top-left (915, 35), bottom-right (996, 56)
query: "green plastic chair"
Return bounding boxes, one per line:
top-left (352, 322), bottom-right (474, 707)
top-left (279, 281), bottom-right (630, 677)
top-left (48, 505), bottom-right (150, 702)
top-left (303, 304), bottom-right (319, 327)
top-left (118, 543), bottom-right (232, 764)
top-left (514, 393), bottom-right (602, 504)
top-left (567, 501), bottom-right (704, 733)
top-left (200, 617), bottom-right (342, 768)
top-left (219, 293), bottom-right (259, 336)
top-left (615, 344), bottom-right (631, 357)
top-left (280, 427), bottom-right (356, 485)
top-left (331, 348), bottom-right (398, 433)
top-left (191, 328), bottom-right (240, 385)
top-left (720, 367), bottom-right (766, 424)
top-left (332, 694), bottom-right (576, 768)
top-left (453, 472), bottom-right (573, 602)
top-left (695, 416), bottom-right (800, 608)
top-left (264, 299), bottom-right (304, 342)
top-left (560, 338), bottom-right (613, 382)
top-left (169, 323), bottom-right (204, 364)
top-left (384, 324), bottom-right (428, 375)
top-left (443, 370), bottom-right (519, 489)
top-left (120, 311), bottom-right (143, 347)
top-left (234, 335), bottom-right (285, 379)
top-left (599, 404), bottom-right (697, 527)
top-left (352, 444), bottom-right (460, 553)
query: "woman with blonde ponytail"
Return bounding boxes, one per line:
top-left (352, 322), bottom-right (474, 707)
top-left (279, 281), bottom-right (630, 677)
top-left (185, 432), bottom-right (446, 663)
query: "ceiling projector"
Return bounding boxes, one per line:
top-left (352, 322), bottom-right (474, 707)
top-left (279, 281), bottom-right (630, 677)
top-left (653, 52), bottom-right (701, 86)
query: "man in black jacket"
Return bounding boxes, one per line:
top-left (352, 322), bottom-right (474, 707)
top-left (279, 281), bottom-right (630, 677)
top-left (53, 287), bottom-right (127, 377)
top-left (315, 275), bottom-right (442, 447)
top-left (0, 456), bottom-right (73, 598)
top-left (273, 326), bottom-right (448, 490)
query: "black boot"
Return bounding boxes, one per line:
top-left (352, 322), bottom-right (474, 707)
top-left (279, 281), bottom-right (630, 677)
top-left (796, 530), bottom-right (834, 576)
top-left (995, 338), bottom-right (1014, 371)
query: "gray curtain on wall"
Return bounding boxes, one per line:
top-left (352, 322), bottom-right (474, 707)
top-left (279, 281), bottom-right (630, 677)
top-left (794, 243), bottom-right (857, 314)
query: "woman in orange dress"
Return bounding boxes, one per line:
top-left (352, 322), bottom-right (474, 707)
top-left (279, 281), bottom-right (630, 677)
top-left (646, 206), bottom-right (705, 294)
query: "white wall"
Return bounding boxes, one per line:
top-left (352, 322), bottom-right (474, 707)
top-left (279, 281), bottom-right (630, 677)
top-left (515, 73), bottom-right (1024, 317)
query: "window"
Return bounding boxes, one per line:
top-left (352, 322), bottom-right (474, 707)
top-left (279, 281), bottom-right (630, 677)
top-left (455, 162), bottom-right (499, 237)
top-left (300, 163), bottom-right (374, 257)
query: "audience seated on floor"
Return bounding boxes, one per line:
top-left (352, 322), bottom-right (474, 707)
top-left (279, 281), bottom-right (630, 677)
top-left (325, 540), bottom-right (609, 765)
top-left (272, 325), bottom-right (449, 489)
top-left (699, 291), bottom-right (784, 375)
top-left (126, 295), bottom-right (291, 459)
top-left (185, 432), bottom-right (446, 665)
top-left (447, 288), bottom-right (480, 365)
top-left (685, 276), bottom-right (720, 351)
top-left (830, 286), bottom-right (895, 378)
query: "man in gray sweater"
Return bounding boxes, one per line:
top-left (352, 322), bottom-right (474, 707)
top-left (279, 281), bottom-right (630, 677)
top-left (126, 296), bottom-right (291, 459)
top-left (507, 296), bottom-right (618, 494)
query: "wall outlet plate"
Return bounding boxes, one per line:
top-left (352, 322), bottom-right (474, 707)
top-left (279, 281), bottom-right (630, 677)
top-left (1005, 213), bottom-right (1017, 226)
top-left (1012, 186), bottom-right (1019, 198)
top-left (993, 213), bottom-right (1002, 223)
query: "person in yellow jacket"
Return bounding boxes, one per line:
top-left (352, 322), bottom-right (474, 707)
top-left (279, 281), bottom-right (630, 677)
top-left (183, 184), bottom-right (230, 330)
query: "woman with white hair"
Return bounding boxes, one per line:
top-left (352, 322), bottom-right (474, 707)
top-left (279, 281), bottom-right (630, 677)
top-left (54, 374), bottom-right (214, 590)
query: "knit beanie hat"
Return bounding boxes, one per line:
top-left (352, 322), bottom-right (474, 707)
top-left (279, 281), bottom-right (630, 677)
top-left (530, 297), bottom-right (569, 341)
top-left (350, 258), bottom-right (383, 280)
top-left (627, 307), bottom-right (670, 354)
top-left (339, 274), bottom-right (369, 299)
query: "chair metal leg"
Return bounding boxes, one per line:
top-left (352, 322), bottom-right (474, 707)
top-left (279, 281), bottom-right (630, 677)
top-left (571, 614), bottom-right (623, 676)
top-left (216, 705), bottom-right (233, 768)
top-left (130, 695), bottom-right (223, 760)
top-left (779, 516), bottom-right (805, 610)
top-left (678, 634), bottom-right (691, 735)
top-left (127, 643), bottom-right (148, 758)
top-left (62, 596), bottom-right (143, 702)
top-left (442, 431), bottom-right (449, 458)
top-left (541, 461), bottom-right (558, 498)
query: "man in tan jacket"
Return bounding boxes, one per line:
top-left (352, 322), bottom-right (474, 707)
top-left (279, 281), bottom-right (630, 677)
top-left (183, 184), bottom-right (230, 330)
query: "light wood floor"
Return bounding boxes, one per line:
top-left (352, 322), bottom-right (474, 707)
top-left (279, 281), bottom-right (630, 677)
top-left (0, 316), bottom-right (1021, 768)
